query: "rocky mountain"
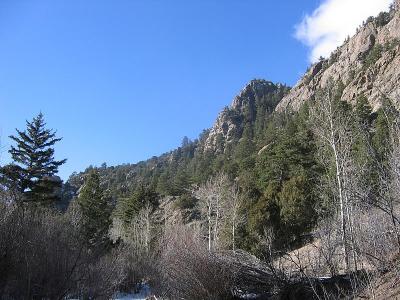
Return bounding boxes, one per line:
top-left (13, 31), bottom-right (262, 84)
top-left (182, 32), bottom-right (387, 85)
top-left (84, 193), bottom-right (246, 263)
top-left (277, 0), bottom-right (400, 112)
top-left (203, 80), bottom-right (289, 153)
top-left (65, 79), bottom-right (290, 200)
top-left (67, 2), bottom-right (400, 202)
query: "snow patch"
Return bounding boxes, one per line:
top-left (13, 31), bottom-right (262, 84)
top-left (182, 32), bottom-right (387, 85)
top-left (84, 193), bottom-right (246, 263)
top-left (113, 284), bottom-right (152, 300)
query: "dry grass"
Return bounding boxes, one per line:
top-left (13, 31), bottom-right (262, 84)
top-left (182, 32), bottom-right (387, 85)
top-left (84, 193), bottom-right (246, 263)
top-left (355, 261), bottom-right (400, 300)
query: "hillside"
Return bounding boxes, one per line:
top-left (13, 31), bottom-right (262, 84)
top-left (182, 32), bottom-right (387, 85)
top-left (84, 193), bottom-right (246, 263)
top-left (67, 2), bottom-right (400, 200)
top-left (277, 0), bottom-right (400, 112)
top-left (57, 2), bottom-right (400, 299)
top-left (63, 1), bottom-right (400, 254)
top-left (65, 79), bottom-right (290, 198)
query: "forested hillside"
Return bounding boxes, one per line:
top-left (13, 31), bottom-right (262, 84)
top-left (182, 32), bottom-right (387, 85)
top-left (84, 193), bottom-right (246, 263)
top-left (66, 80), bottom-right (289, 197)
top-left (1, 2), bottom-right (400, 299)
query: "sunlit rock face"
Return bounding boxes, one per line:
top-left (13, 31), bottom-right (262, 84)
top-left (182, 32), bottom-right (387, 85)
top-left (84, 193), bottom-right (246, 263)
top-left (203, 79), bottom-right (288, 153)
top-left (277, 5), bottom-right (400, 112)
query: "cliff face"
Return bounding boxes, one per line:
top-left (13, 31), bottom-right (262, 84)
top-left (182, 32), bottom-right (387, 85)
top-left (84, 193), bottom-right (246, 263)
top-left (203, 79), bottom-right (289, 153)
top-left (277, 3), bottom-right (400, 112)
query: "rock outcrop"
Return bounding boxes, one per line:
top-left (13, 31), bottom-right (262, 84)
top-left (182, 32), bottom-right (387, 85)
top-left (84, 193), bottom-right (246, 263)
top-left (203, 79), bottom-right (289, 153)
top-left (277, 4), bottom-right (400, 112)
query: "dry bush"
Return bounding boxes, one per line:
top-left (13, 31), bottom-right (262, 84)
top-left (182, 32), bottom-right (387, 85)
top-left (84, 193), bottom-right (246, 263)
top-left (0, 202), bottom-right (20, 294)
top-left (0, 204), bottom-right (86, 299)
top-left (274, 206), bottom-right (400, 299)
top-left (115, 239), bottom-right (157, 294)
top-left (77, 246), bottom-right (128, 299)
top-left (0, 202), bottom-right (128, 299)
top-left (353, 206), bottom-right (399, 271)
top-left (109, 206), bottom-right (158, 292)
top-left (310, 218), bottom-right (344, 276)
top-left (274, 217), bottom-right (343, 279)
top-left (279, 207), bottom-right (399, 279)
top-left (153, 224), bottom-right (235, 300)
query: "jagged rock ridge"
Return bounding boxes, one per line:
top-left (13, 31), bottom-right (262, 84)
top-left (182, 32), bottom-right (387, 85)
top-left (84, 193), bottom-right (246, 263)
top-left (277, 1), bottom-right (400, 112)
top-left (203, 79), bottom-right (289, 153)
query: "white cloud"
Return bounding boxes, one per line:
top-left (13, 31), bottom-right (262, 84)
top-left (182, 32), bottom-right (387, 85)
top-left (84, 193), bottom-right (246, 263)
top-left (296, 0), bottom-right (393, 62)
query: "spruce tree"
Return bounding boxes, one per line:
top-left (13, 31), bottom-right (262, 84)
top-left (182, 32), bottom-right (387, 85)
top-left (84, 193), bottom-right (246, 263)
top-left (77, 169), bottom-right (111, 247)
top-left (0, 113), bottom-right (66, 204)
top-left (118, 185), bottom-right (158, 225)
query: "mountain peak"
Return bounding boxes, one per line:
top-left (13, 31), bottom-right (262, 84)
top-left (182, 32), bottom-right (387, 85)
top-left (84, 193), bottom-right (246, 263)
top-left (202, 80), bottom-right (289, 153)
top-left (232, 79), bottom-right (285, 110)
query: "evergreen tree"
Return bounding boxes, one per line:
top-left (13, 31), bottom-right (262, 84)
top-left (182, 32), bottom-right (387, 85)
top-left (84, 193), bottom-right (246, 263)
top-left (278, 173), bottom-right (315, 236)
top-left (355, 95), bottom-right (372, 129)
top-left (181, 136), bottom-right (190, 148)
top-left (0, 113), bottom-right (66, 204)
top-left (372, 108), bottom-right (391, 162)
top-left (234, 125), bottom-right (256, 170)
top-left (118, 185), bottom-right (158, 225)
top-left (250, 108), bottom-right (319, 250)
top-left (172, 169), bottom-right (191, 196)
top-left (156, 171), bottom-right (173, 195)
top-left (352, 96), bottom-right (376, 197)
top-left (77, 170), bottom-right (111, 247)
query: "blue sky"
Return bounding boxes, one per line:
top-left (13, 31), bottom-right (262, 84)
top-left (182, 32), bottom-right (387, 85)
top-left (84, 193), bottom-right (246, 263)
top-left (0, 0), bottom-right (390, 180)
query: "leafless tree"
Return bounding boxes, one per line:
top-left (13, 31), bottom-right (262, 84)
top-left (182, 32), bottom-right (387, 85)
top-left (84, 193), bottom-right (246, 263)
top-left (223, 182), bottom-right (245, 251)
top-left (358, 98), bottom-right (400, 253)
top-left (213, 172), bottom-right (229, 249)
top-left (367, 78), bottom-right (400, 253)
top-left (193, 179), bottom-right (214, 251)
top-left (192, 172), bottom-right (229, 251)
top-left (311, 81), bottom-right (356, 271)
top-left (129, 202), bottom-right (153, 254)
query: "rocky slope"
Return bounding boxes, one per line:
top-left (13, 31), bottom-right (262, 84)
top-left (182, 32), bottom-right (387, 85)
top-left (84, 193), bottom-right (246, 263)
top-left (277, 0), bottom-right (400, 112)
top-left (203, 79), bottom-right (289, 153)
top-left (64, 79), bottom-right (289, 203)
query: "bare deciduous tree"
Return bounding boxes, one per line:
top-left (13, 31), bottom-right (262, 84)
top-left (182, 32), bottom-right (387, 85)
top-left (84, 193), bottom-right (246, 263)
top-left (223, 182), bottom-right (245, 252)
top-left (311, 81), bottom-right (356, 271)
top-left (192, 172), bottom-right (229, 251)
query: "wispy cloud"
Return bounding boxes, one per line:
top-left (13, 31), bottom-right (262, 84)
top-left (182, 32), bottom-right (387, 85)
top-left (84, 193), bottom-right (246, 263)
top-left (296, 0), bottom-right (393, 62)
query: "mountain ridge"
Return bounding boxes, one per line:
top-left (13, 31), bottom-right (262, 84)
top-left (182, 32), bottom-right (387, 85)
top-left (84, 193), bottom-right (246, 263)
top-left (64, 79), bottom-right (290, 200)
top-left (277, 1), bottom-right (400, 112)
top-left (66, 2), bottom-right (400, 202)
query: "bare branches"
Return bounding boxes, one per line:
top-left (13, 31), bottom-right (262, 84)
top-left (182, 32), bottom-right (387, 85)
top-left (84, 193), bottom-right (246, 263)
top-left (223, 182), bottom-right (245, 252)
top-left (192, 172), bottom-right (230, 251)
top-left (0, 203), bottom-right (129, 299)
top-left (310, 81), bottom-right (356, 272)
top-left (154, 225), bottom-right (234, 299)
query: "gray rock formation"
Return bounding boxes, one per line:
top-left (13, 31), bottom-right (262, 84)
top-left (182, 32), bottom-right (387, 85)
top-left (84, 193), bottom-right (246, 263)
top-left (276, 4), bottom-right (400, 112)
top-left (203, 80), bottom-right (288, 153)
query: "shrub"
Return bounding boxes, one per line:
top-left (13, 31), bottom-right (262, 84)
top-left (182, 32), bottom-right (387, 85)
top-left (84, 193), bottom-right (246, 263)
top-left (0, 202), bottom-right (128, 299)
top-left (363, 44), bottom-right (383, 69)
top-left (154, 225), bottom-right (235, 299)
top-left (174, 194), bottom-right (197, 210)
top-left (375, 12), bottom-right (391, 27)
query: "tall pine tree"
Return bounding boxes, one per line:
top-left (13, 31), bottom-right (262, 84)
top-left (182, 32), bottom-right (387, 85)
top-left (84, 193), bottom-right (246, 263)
top-left (0, 113), bottom-right (66, 204)
top-left (77, 169), bottom-right (111, 247)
